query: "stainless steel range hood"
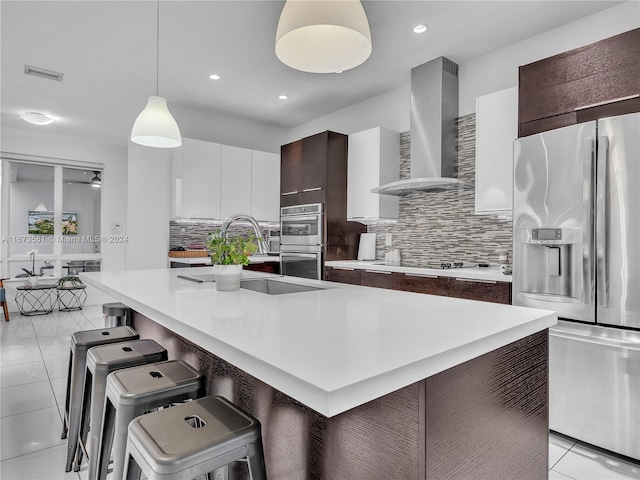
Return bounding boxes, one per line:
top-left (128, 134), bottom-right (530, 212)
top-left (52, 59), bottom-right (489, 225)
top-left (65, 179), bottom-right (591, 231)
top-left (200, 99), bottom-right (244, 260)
top-left (372, 57), bottom-right (472, 195)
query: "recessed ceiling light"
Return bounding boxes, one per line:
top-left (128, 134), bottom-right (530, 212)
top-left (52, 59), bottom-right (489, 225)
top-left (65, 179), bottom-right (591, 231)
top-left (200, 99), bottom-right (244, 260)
top-left (209, 74), bottom-right (221, 80)
top-left (20, 112), bottom-right (54, 125)
top-left (413, 24), bottom-right (428, 34)
top-left (278, 95), bottom-right (288, 100)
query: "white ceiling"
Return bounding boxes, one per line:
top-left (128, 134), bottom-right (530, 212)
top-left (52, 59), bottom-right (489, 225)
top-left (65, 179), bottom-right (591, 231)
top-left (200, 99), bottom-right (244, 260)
top-left (0, 1), bottom-right (624, 147)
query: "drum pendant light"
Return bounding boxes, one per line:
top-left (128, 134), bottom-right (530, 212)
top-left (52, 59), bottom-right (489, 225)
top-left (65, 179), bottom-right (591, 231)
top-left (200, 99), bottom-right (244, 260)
top-left (131, 0), bottom-right (181, 148)
top-left (275, 0), bottom-right (372, 73)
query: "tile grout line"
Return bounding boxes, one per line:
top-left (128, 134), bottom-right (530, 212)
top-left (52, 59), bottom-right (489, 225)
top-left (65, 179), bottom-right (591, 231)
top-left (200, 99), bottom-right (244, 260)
top-left (549, 439), bottom-right (578, 470)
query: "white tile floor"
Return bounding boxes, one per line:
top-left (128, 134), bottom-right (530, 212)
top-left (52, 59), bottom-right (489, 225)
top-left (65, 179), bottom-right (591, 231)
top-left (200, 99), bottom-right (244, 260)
top-left (1, 307), bottom-right (639, 480)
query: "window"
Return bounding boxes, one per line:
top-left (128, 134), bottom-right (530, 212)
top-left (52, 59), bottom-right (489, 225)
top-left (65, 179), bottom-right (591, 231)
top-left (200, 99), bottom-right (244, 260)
top-left (0, 158), bottom-right (103, 279)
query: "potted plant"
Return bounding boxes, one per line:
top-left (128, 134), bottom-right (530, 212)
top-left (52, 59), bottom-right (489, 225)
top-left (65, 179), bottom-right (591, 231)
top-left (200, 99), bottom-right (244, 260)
top-left (57, 276), bottom-right (84, 288)
top-left (21, 249), bottom-right (40, 286)
top-left (206, 231), bottom-right (258, 291)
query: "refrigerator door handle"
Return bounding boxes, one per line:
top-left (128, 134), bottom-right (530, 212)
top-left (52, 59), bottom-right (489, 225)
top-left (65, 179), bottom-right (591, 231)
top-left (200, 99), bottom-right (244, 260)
top-left (596, 135), bottom-right (609, 307)
top-left (582, 137), bottom-right (596, 306)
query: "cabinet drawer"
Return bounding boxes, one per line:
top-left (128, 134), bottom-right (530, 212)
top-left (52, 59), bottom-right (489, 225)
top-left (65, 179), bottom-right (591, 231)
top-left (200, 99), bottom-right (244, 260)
top-left (325, 267), bottom-right (361, 285)
top-left (398, 273), bottom-right (446, 295)
top-left (446, 278), bottom-right (511, 305)
top-left (360, 270), bottom-right (401, 290)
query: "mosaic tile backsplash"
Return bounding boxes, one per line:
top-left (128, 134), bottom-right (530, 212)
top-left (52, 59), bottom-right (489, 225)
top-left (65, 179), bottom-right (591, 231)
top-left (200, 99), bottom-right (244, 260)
top-left (170, 113), bottom-right (512, 266)
top-left (170, 220), bottom-right (279, 248)
top-left (367, 114), bottom-right (513, 267)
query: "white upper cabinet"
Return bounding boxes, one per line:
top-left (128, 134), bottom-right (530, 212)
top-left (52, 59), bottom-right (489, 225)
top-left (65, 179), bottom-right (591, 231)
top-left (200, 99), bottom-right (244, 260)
top-left (173, 138), bottom-right (221, 219)
top-left (251, 151), bottom-right (280, 222)
top-left (220, 145), bottom-right (252, 220)
top-left (174, 139), bottom-right (280, 222)
top-left (475, 86), bottom-right (518, 215)
top-left (347, 127), bottom-right (399, 224)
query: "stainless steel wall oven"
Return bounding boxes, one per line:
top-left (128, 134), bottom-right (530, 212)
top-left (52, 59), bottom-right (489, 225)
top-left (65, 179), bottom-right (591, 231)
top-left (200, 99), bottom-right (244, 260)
top-left (280, 203), bottom-right (323, 280)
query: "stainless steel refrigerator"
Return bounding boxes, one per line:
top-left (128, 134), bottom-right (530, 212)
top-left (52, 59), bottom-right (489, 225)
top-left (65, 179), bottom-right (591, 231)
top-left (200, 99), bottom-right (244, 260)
top-left (512, 112), bottom-right (639, 460)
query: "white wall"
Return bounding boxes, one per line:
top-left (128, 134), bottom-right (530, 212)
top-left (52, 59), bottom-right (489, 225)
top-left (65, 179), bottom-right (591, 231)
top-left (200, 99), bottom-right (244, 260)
top-left (285, 85), bottom-right (410, 142)
top-left (125, 142), bottom-right (172, 270)
top-left (287, 2), bottom-right (639, 137)
top-left (172, 104), bottom-right (289, 154)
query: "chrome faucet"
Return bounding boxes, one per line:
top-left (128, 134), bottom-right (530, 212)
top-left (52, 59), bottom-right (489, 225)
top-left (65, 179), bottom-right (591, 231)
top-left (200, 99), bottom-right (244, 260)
top-left (220, 213), bottom-right (269, 255)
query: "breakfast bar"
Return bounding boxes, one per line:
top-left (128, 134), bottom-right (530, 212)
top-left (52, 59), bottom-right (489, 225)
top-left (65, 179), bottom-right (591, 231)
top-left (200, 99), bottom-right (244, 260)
top-left (81, 267), bottom-right (556, 480)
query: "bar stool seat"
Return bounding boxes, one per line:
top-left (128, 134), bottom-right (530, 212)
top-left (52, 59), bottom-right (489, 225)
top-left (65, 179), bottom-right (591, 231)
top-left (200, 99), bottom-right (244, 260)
top-left (63, 326), bottom-right (139, 472)
top-left (95, 360), bottom-right (205, 480)
top-left (123, 396), bottom-right (267, 480)
top-left (78, 339), bottom-right (168, 475)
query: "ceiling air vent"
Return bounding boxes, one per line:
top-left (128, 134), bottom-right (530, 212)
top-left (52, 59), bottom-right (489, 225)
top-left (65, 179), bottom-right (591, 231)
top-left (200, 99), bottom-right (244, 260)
top-left (24, 65), bottom-right (64, 82)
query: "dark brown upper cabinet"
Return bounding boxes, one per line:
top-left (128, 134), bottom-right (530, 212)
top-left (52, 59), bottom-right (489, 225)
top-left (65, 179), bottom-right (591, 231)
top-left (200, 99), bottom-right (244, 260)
top-left (519, 28), bottom-right (639, 137)
top-left (280, 131), bottom-right (342, 207)
top-left (281, 131), bottom-right (366, 262)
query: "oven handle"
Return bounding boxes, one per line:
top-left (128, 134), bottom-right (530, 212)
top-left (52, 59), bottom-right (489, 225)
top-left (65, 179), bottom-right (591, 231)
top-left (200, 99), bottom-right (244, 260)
top-left (281, 214), bottom-right (320, 222)
top-left (280, 253), bottom-right (320, 259)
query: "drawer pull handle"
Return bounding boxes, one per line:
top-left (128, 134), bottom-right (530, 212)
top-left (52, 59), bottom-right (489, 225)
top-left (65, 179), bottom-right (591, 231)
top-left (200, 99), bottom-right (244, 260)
top-left (332, 267), bottom-right (355, 271)
top-left (405, 273), bottom-right (438, 279)
top-left (282, 191), bottom-right (299, 196)
top-left (302, 187), bottom-right (322, 192)
top-left (455, 278), bottom-right (497, 284)
top-left (365, 270), bottom-right (391, 274)
top-left (575, 94), bottom-right (639, 111)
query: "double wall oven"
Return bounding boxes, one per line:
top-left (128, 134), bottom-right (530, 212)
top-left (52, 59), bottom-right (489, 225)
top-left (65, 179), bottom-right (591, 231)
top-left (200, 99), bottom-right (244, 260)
top-left (280, 203), bottom-right (323, 280)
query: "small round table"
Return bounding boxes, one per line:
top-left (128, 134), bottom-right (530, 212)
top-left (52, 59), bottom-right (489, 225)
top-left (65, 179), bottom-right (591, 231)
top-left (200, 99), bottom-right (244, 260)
top-left (15, 285), bottom-right (57, 316)
top-left (57, 285), bottom-right (87, 312)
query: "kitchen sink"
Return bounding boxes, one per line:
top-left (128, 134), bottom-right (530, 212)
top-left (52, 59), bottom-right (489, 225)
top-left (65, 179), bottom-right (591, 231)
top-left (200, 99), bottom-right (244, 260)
top-left (240, 278), bottom-right (325, 295)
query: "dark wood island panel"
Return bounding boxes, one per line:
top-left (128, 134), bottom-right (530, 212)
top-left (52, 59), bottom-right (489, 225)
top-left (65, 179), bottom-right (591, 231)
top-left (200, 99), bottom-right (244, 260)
top-left (132, 312), bottom-right (548, 480)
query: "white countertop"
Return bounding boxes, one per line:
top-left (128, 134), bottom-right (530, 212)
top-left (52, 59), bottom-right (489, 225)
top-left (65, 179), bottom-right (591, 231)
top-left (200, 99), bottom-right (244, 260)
top-left (326, 260), bottom-right (512, 283)
top-left (168, 255), bottom-right (279, 265)
top-left (81, 268), bottom-right (554, 417)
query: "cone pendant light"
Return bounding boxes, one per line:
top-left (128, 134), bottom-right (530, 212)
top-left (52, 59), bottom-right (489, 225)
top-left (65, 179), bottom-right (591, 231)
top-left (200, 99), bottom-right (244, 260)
top-left (275, 0), bottom-right (372, 73)
top-left (131, 1), bottom-right (181, 148)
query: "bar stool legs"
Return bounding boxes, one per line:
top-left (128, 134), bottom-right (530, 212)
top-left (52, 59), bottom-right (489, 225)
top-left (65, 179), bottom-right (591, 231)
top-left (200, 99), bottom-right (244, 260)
top-left (79, 339), bottom-right (168, 475)
top-left (123, 396), bottom-right (267, 480)
top-left (94, 360), bottom-right (205, 480)
top-left (63, 327), bottom-right (139, 472)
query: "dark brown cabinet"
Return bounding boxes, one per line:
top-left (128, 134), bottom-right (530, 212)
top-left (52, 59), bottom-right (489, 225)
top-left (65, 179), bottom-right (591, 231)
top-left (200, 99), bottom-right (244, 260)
top-left (324, 266), bottom-right (361, 285)
top-left (398, 273), bottom-right (444, 295)
top-left (280, 131), bottom-right (338, 207)
top-left (445, 277), bottom-right (511, 304)
top-left (360, 270), bottom-right (401, 290)
top-left (281, 131), bottom-right (366, 266)
top-left (519, 28), bottom-right (640, 137)
top-left (245, 262), bottom-right (280, 274)
top-left (325, 267), bottom-right (511, 304)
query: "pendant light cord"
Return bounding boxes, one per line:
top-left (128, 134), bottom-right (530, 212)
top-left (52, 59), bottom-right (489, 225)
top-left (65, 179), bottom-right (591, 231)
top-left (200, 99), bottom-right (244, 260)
top-left (156, 0), bottom-right (160, 96)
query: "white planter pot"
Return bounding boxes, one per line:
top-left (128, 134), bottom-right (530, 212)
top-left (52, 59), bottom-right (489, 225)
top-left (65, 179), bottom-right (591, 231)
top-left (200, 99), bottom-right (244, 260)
top-left (26, 276), bottom-right (39, 287)
top-left (213, 264), bottom-right (243, 292)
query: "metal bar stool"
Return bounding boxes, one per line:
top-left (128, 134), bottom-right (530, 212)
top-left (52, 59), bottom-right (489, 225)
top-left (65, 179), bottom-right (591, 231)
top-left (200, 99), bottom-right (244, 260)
top-left (94, 360), bottom-right (206, 480)
top-left (76, 339), bottom-right (168, 474)
top-left (123, 396), bottom-right (267, 480)
top-left (62, 326), bottom-right (139, 472)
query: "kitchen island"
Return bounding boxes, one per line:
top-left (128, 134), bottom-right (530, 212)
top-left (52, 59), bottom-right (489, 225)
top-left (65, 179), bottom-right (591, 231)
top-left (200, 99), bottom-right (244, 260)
top-left (81, 268), bottom-right (556, 480)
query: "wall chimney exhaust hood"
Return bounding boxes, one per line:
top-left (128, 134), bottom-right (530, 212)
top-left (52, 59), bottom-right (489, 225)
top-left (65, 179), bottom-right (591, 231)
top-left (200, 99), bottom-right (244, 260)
top-left (372, 57), bottom-right (472, 195)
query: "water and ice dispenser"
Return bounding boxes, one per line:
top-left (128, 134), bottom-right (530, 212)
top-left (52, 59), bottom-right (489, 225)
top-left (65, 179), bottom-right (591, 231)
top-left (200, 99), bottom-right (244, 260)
top-left (513, 226), bottom-right (589, 304)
